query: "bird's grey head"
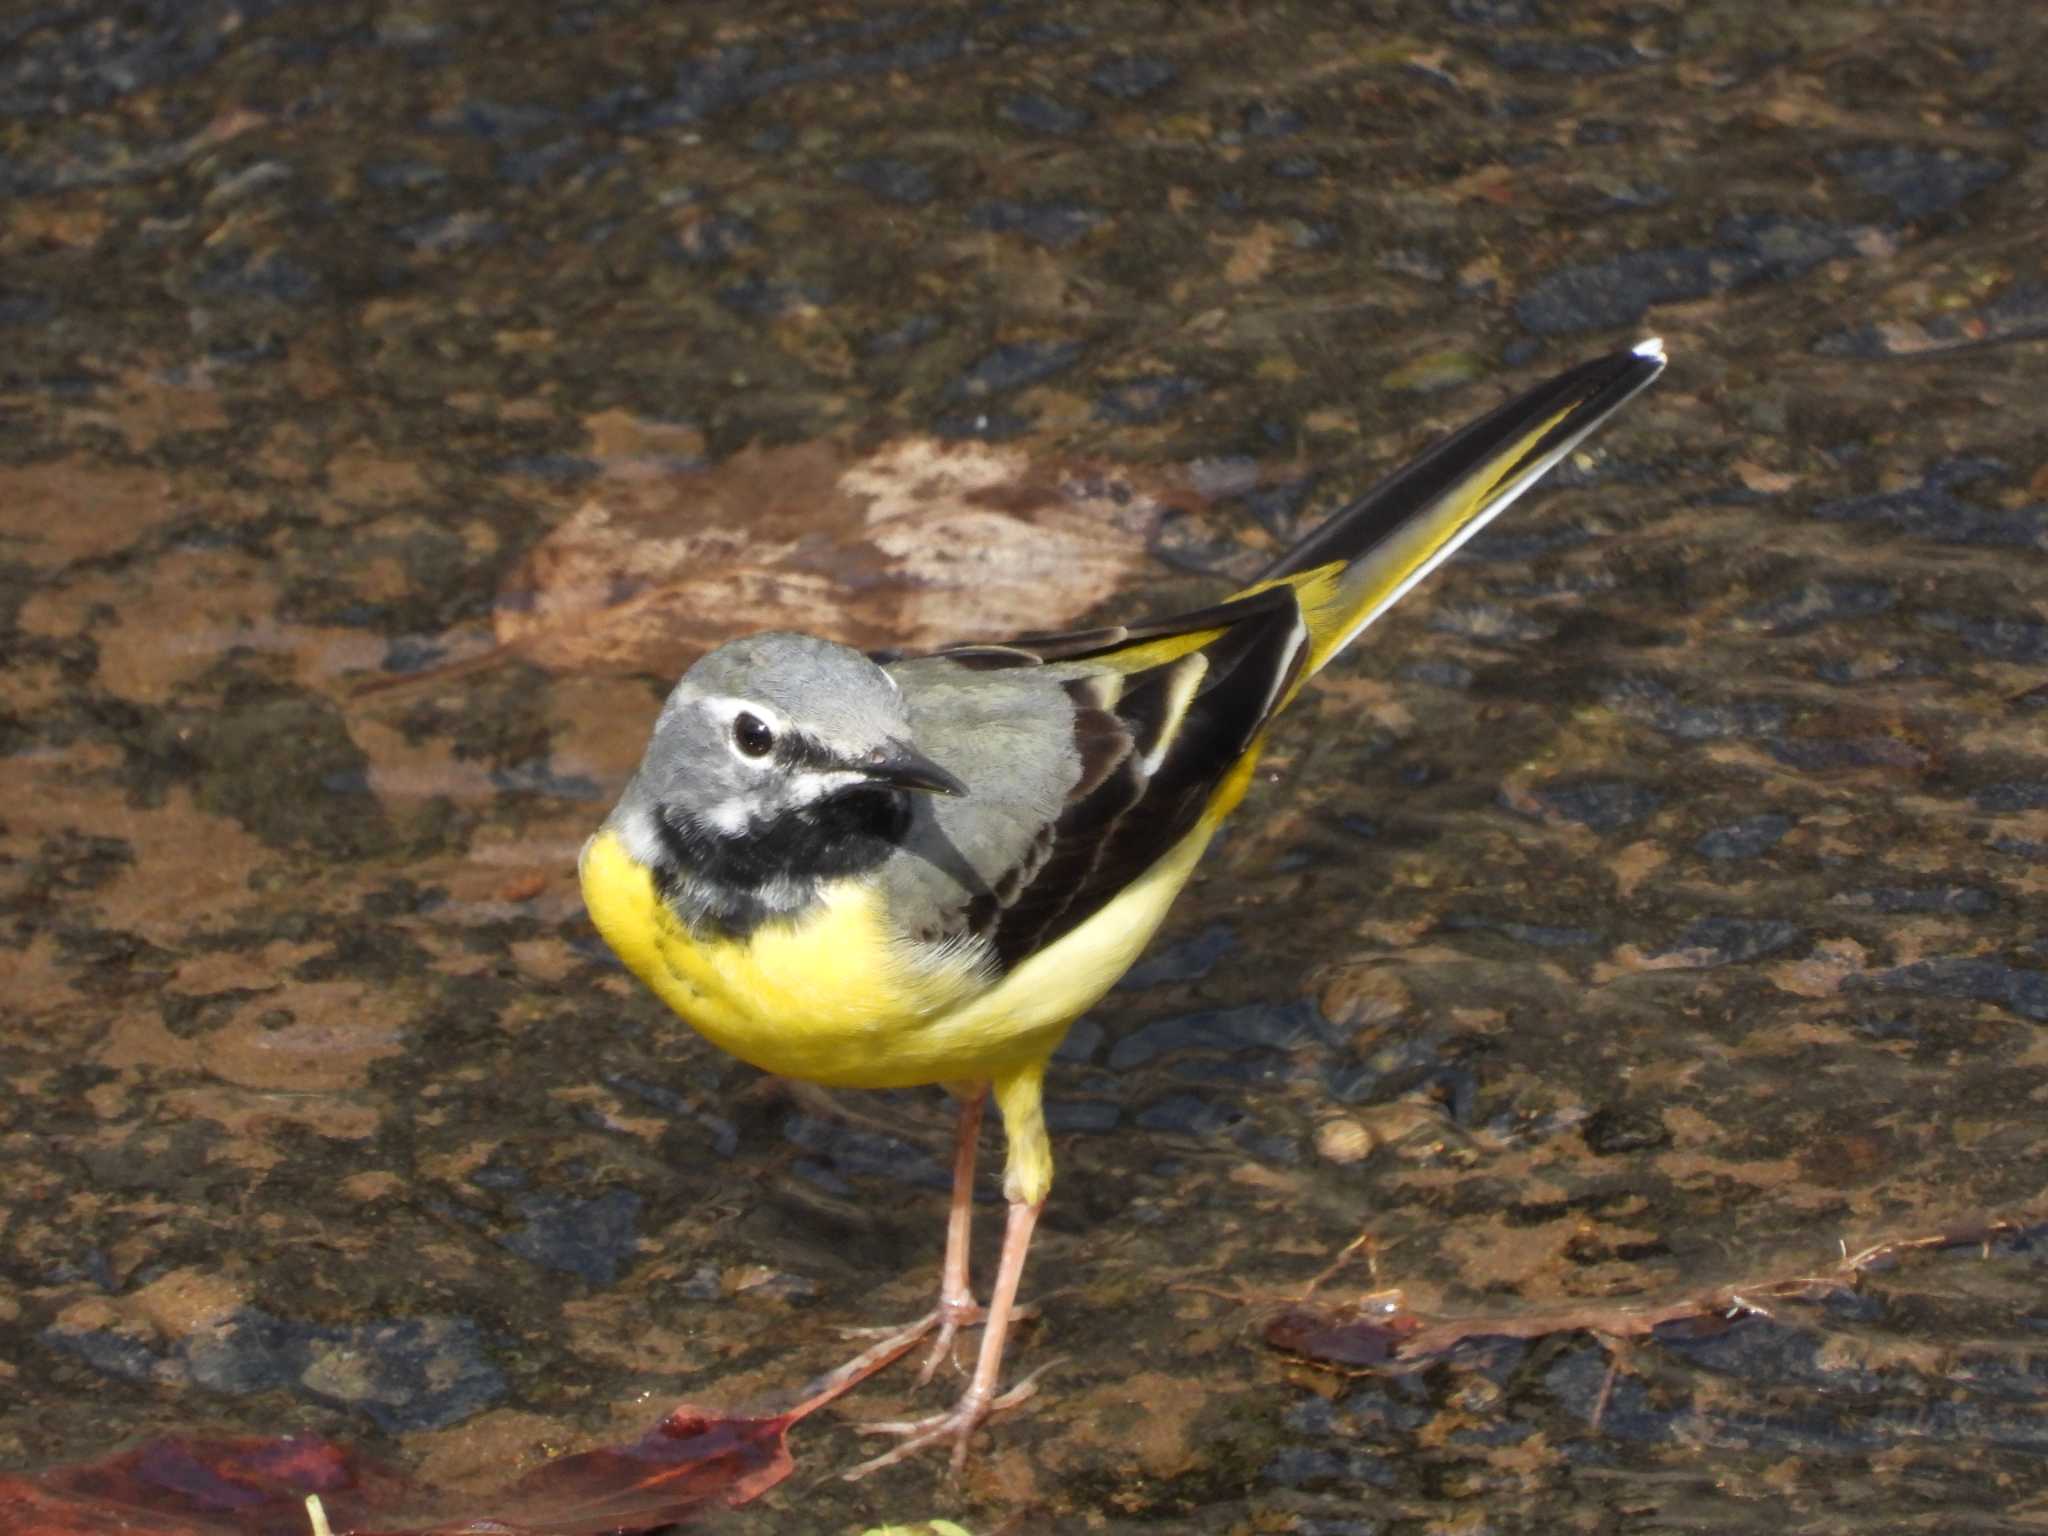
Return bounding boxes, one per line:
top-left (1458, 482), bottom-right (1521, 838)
top-left (606, 632), bottom-right (964, 931)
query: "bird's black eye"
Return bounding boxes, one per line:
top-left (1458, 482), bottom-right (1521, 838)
top-left (732, 711), bottom-right (774, 759)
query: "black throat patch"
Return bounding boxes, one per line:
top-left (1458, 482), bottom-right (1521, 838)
top-left (647, 786), bottom-right (911, 938)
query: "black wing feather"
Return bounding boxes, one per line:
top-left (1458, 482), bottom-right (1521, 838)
top-left (942, 587), bottom-right (1308, 973)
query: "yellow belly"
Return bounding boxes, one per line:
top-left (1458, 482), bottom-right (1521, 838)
top-left (577, 768), bottom-right (1247, 1092)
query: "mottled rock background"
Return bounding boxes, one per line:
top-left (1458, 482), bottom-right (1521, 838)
top-left (3, 1), bottom-right (2045, 1530)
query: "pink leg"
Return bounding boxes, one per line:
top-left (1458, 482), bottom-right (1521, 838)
top-left (845, 1194), bottom-right (1049, 1480)
top-left (917, 1086), bottom-right (987, 1382)
top-left (835, 1088), bottom-right (996, 1365)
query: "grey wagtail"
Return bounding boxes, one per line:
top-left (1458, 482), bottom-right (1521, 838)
top-left (580, 339), bottom-right (1666, 1475)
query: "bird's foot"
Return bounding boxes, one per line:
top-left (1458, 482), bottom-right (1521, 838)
top-left (837, 1295), bottom-right (1037, 1385)
top-left (841, 1358), bottom-right (1058, 1481)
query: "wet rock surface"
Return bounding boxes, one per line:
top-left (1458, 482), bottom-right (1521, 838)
top-left (2, 0), bottom-right (2045, 1529)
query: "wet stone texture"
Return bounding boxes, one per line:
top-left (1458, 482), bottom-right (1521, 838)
top-left (2, 0), bottom-right (2046, 1531)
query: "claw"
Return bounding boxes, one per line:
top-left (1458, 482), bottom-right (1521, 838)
top-left (842, 1357), bottom-right (1059, 1481)
top-left (914, 1307), bottom-right (973, 1386)
top-left (914, 1298), bottom-right (1040, 1385)
top-left (835, 1310), bottom-right (943, 1343)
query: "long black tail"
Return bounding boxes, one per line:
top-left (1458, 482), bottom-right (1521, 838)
top-left (1249, 339), bottom-right (1666, 680)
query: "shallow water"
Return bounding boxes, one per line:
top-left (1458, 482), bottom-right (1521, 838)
top-left (3, 0), bottom-right (2046, 1530)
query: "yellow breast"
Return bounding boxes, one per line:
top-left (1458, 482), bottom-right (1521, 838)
top-left (580, 826), bottom-right (950, 1086)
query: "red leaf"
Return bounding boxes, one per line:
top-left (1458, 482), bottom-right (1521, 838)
top-left (1264, 1303), bottom-right (1423, 1368)
top-left (485, 1403), bottom-right (809, 1534)
top-left (0, 1408), bottom-right (800, 1536)
top-left (2, 1436), bottom-right (404, 1536)
top-left (0, 1330), bottom-right (922, 1535)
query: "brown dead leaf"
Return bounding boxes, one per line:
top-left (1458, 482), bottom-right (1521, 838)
top-left (494, 435), bottom-right (1199, 680)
